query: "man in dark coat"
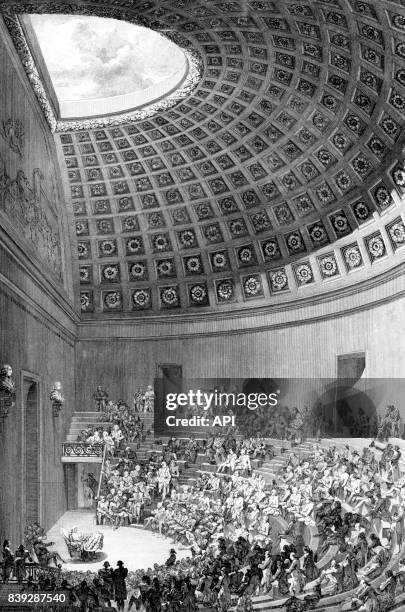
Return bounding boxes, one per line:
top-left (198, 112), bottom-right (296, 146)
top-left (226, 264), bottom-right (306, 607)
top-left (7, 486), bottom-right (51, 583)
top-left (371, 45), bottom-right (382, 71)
top-left (165, 548), bottom-right (177, 566)
top-left (98, 560), bottom-right (114, 601)
top-left (14, 544), bottom-right (32, 584)
top-left (2, 540), bottom-right (14, 582)
top-left (113, 560), bottom-right (128, 611)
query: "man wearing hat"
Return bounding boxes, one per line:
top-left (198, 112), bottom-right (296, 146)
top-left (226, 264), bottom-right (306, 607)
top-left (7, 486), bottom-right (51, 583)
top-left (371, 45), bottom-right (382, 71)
top-left (165, 548), bottom-right (177, 566)
top-left (98, 561), bottom-right (114, 602)
top-left (113, 560), bottom-right (128, 611)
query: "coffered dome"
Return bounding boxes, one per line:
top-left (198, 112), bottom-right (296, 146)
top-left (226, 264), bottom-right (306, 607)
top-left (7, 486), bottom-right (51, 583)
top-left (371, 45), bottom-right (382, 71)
top-left (3, 0), bottom-right (405, 317)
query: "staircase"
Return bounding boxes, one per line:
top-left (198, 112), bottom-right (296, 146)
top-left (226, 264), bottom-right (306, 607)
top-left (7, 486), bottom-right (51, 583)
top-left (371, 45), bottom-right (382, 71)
top-left (154, 438), bottom-right (318, 488)
top-left (66, 411), bottom-right (153, 441)
top-left (253, 439), bottom-right (316, 484)
top-left (64, 411), bottom-right (156, 461)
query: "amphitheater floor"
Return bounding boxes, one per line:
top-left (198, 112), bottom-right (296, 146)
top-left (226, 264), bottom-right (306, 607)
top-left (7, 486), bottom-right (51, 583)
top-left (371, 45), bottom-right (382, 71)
top-left (46, 509), bottom-right (191, 572)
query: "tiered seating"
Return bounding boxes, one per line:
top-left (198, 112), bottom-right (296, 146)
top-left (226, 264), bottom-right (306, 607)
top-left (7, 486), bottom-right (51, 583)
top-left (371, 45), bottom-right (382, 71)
top-left (66, 411), bottom-right (109, 442)
top-left (224, 436), bottom-right (405, 611)
top-left (10, 429), bottom-right (405, 611)
top-left (254, 439), bottom-right (315, 483)
top-left (137, 433), bottom-right (394, 612)
top-left (65, 410), bottom-right (155, 461)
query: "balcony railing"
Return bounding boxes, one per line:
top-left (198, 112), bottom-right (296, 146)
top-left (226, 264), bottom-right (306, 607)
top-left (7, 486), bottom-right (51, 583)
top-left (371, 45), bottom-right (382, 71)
top-left (61, 442), bottom-right (104, 458)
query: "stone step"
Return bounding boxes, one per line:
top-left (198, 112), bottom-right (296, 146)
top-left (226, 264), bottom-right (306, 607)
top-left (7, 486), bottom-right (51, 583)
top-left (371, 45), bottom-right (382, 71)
top-left (256, 472), bottom-right (277, 482)
top-left (255, 470), bottom-right (277, 478)
top-left (72, 413), bottom-right (154, 423)
top-left (73, 410), bottom-right (154, 415)
top-left (256, 466), bottom-right (279, 474)
top-left (254, 471), bottom-right (277, 481)
top-left (270, 442), bottom-right (288, 449)
top-left (71, 417), bottom-right (108, 422)
top-left (255, 462), bottom-right (278, 471)
top-left (70, 420), bottom-right (154, 428)
top-left (200, 462), bottom-right (219, 473)
top-left (179, 467), bottom-right (197, 476)
top-left (297, 449), bottom-right (312, 456)
top-left (66, 429), bottom-right (154, 442)
top-left (268, 457), bottom-right (286, 464)
top-left (72, 414), bottom-right (107, 420)
top-left (259, 460), bottom-right (285, 470)
top-left (69, 424), bottom-right (109, 432)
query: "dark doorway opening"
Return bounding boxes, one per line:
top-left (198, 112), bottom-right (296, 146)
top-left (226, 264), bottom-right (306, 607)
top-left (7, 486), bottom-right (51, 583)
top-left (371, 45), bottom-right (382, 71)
top-left (25, 380), bottom-right (39, 524)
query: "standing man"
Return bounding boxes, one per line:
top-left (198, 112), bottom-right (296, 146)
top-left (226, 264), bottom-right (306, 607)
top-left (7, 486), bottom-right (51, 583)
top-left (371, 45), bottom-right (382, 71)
top-left (143, 385), bottom-right (155, 412)
top-left (113, 560), bottom-right (128, 611)
top-left (165, 548), bottom-right (177, 566)
top-left (92, 386), bottom-right (109, 412)
top-left (2, 540), bottom-right (14, 582)
top-left (98, 561), bottom-right (114, 603)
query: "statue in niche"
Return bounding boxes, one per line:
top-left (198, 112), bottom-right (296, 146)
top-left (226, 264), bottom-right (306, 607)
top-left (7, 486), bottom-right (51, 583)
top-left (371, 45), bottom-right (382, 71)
top-left (92, 386), bottom-right (109, 412)
top-left (0, 364), bottom-right (16, 415)
top-left (0, 118), bottom-right (25, 159)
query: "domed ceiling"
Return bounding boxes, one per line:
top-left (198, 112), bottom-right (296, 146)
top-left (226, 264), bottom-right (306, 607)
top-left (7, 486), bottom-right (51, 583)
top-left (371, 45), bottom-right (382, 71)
top-left (3, 0), bottom-right (405, 317)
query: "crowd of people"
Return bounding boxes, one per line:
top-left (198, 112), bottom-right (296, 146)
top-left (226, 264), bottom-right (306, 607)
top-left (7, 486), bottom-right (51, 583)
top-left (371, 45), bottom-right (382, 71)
top-left (77, 388), bottom-right (157, 457)
top-left (80, 390), bottom-right (403, 458)
top-left (377, 406), bottom-right (402, 442)
top-left (92, 386), bottom-right (155, 414)
top-left (77, 402), bottom-right (148, 455)
top-left (235, 404), bottom-right (314, 441)
top-left (236, 401), bottom-right (403, 441)
top-left (2, 523), bottom-right (66, 586)
top-left (4, 435), bottom-right (405, 611)
top-left (3, 391), bottom-right (405, 611)
top-left (95, 434), bottom-right (276, 530)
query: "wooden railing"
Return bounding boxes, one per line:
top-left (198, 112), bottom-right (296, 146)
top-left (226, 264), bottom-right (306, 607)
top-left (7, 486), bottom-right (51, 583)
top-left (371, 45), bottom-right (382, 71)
top-left (0, 561), bottom-right (60, 583)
